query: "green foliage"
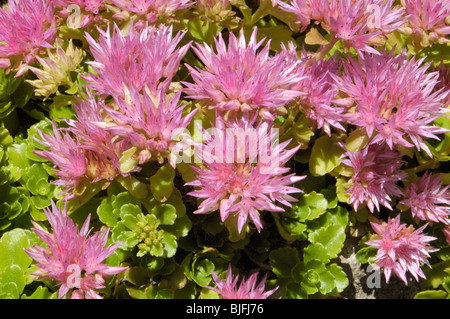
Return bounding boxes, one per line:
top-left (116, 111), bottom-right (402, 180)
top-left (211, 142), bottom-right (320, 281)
top-left (270, 195), bottom-right (350, 298)
top-left (0, 0), bottom-right (447, 301)
top-left (0, 229), bottom-right (36, 298)
top-left (309, 134), bottom-right (344, 176)
top-left (98, 190), bottom-right (191, 259)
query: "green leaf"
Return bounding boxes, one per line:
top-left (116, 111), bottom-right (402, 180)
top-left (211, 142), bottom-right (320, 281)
top-left (327, 264), bottom-right (349, 293)
top-left (152, 204), bottom-right (177, 226)
top-left (0, 265), bottom-right (25, 299)
top-left (25, 286), bottom-right (57, 299)
top-left (355, 246), bottom-right (378, 264)
top-left (270, 247), bottom-right (300, 278)
top-left (6, 143), bottom-right (31, 171)
top-left (119, 147), bottom-right (139, 174)
top-left (23, 164), bottom-right (50, 196)
top-left (169, 215), bottom-right (192, 238)
top-left (0, 228), bottom-right (32, 271)
top-left (187, 17), bottom-right (222, 43)
top-left (258, 25), bottom-right (294, 52)
top-left (285, 281), bottom-right (308, 299)
top-left (274, 214), bottom-right (307, 241)
top-left (305, 28), bottom-right (328, 45)
top-left (308, 224), bottom-right (346, 260)
top-left (309, 134), bottom-right (344, 176)
top-left (414, 290), bottom-right (448, 299)
top-left (119, 204), bottom-right (141, 230)
top-left (290, 192), bottom-right (328, 222)
top-left (162, 232), bottom-right (178, 258)
top-left (150, 163), bottom-right (175, 202)
top-left (97, 196), bottom-right (118, 227)
top-left (0, 69), bottom-right (21, 101)
top-left (303, 243), bottom-right (330, 264)
top-left (345, 128), bottom-right (370, 152)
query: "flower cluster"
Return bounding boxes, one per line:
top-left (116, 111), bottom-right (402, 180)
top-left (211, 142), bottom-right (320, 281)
top-left (109, 0), bottom-right (194, 26)
top-left (207, 265), bottom-right (278, 299)
top-left (187, 116), bottom-right (304, 234)
top-left (400, 172), bottom-right (450, 225)
top-left (340, 143), bottom-right (406, 213)
top-left (366, 215), bottom-right (438, 284)
top-left (24, 201), bottom-right (127, 299)
top-left (334, 49), bottom-right (448, 156)
top-left (0, 0), bottom-right (447, 300)
top-left (0, 0), bottom-right (56, 76)
top-left (83, 23), bottom-right (191, 97)
top-left (182, 28), bottom-right (304, 122)
top-left (275, 0), bottom-right (406, 53)
top-left (399, 0), bottom-right (450, 47)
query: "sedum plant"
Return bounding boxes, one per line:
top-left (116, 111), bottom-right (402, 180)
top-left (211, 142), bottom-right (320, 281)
top-left (0, 0), bottom-right (448, 300)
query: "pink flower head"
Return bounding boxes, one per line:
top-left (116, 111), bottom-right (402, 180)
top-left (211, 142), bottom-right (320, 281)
top-left (187, 116), bottom-right (305, 233)
top-left (334, 48), bottom-right (449, 157)
top-left (109, 0), bottom-right (193, 23)
top-left (182, 28), bottom-right (304, 122)
top-left (53, 0), bottom-right (106, 28)
top-left (340, 143), bottom-right (406, 213)
top-left (206, 265), bottom-right (278, 299)
top-left (401, 0), bottom-right (450, 43)
top-left (24, 200), bottom-right (127, 299)
top-left (83, 23), bottom-right (191, 97)
top-left (366, 215), bottom-right (438, 284)
top-left (275, 0), bottom-right (406, 54)
top-left (99, 86), bottom-right (197, 168)
top-left (67, 93), bottom-right (133, 179)
top-left (33, 121), bottom-right (88, 199)
top-left (0, 0), bottom-right (57, 76)
top-left (435, 63), bottom-right (450, 105)
top-left (34, 96), bottom-right (131, 199)
top-left (400, 171), bottom-right (450, 225)
top-left (294, 52), bottom-right (348, 135)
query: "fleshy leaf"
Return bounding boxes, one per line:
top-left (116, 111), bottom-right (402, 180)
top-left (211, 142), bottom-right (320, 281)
top-left (150, 163), bottom-right (175, 202)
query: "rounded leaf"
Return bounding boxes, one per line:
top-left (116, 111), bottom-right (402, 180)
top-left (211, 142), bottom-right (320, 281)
top-left (150, 164), bottom-right (175, 202)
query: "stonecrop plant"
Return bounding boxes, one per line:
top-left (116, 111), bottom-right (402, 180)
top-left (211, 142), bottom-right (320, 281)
top-left (0, 0), bottom-right (448, 300)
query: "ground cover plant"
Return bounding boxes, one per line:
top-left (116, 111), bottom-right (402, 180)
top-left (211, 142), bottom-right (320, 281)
top-left (0, 0), bottom-right (449, 300)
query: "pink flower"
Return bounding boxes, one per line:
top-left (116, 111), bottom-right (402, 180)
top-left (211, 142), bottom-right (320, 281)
top-left (83, 23), bottom-right (191, 97)
top-left (443, 225), bottom-right (450, 245)
top-left (294, 52), bottom-right (348, 135)
top-left (274, 0), bottom-right (328, 31)
top-left (0, 0), bottom-right (57, 76)
top-left (99, 86), bottom-right (197, 168)
top-left (401, 0), bottom-right (450, 44)
top-left (334, 49), bottom-right (449, 156)
top-left (182, 28), bottom-right (304, 122)
top-left (275, 0), bottom-right (406, 54)
top-left (435, 63), bottom-right (450, 105)
top-left (67, 93), bottom-right (133, 180)
top-left (24, 201), bottom-right (127, 299)
top-left (206, 265), bottom-right (278, 299)
top-left (366, 215), bottom-right (438, 283)
top-left (187, 116), bottom-right (304, 233)
top-left (53, 0), bottom-right (106, 28)
top-left (340, 143), bottom-right (406, 213)
top-left (34, 95), bottom-right (131, 199)
top-left (400, 171), bottom-right (450, 225)
top-left (109, 0), bottom-right (193, 23)
top-left (33, 121), bottom-right (88, 199)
